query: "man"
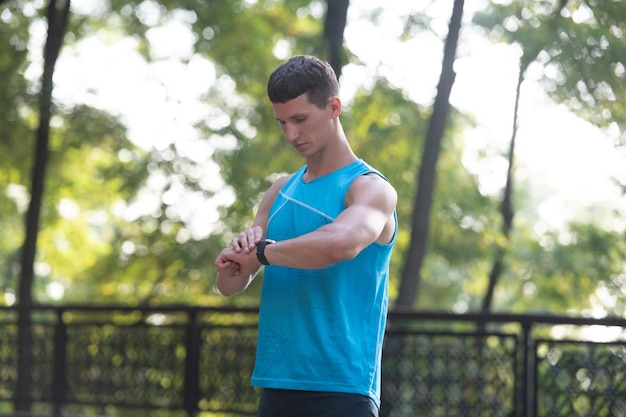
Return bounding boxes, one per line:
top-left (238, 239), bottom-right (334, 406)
top-left (215, 55), bottom-right (397, 417)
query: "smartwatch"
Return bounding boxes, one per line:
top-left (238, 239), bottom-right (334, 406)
top-left (256, 239), bottom-right (276, 266)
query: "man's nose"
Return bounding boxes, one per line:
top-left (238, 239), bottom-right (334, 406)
top-left (284, 124), bottom-right (299, 142)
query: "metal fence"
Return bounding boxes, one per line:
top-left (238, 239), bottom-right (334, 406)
top-left (0, 305), bottom-right (625, 417)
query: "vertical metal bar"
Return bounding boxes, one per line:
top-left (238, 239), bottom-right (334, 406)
top-left (533, 339), bottom-right (539, 417)
top-left (513, 329), bottom-right (520, 417)
top-left (52, 308), bottom-right (67, 417)
top-left (520, 322), bottom-right (529, 417)
top-left (184, 309), bottom-right (200, 417)
top-left (520, 322), bottom-right (535, 417)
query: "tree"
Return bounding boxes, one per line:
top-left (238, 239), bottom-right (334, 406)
top-left (473, 0), bottom-right (626, 312)
top-left (324, 0), bottom-right (349, 77)
top-left (1, 0), bottom-right (344, 309)
top-left (15, 0), bottom-right (70, 412)
top-left (1, 0), bottom-right (622, 317)
top-left (395, 0), bottom-right (466, 308)
top-left (474, 0), bottom-right (625, 140)
top-left (0, 0), bottom-right (37, 300)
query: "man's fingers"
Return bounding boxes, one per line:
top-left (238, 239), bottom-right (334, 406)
top-left (253, 226), bottom-right (264, 244)
top-left (230, 226), bottom-right (266, 254)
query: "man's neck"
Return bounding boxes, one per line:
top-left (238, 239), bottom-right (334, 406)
top-left (303, 137), bottom-right (358, 182)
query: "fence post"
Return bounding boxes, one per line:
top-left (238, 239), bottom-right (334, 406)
top-left (52, 308), bottom-right (67, 417)
top-left (184, 309), bottom-right (200, 417)
top-left (520, 321), bottom-right (535, 417)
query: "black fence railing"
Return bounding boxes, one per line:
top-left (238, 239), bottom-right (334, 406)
top-left (0, 305), bottom-right (625, 417)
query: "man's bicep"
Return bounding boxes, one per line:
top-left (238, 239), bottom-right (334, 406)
top-left (347, 175), bottom-right (397, 220)
top-left (335, 181), bottom-right (397, 244)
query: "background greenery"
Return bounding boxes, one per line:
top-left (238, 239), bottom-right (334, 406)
top-left (0, 0), bottom-right (624, 315)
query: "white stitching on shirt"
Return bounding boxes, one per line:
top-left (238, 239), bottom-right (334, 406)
top-left (268, 190), bottom-right (336, 226)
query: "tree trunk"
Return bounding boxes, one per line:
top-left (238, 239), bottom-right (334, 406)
top-left (481, 64), bottom-right (524, 312)
top-left (324, 0), bottom-right (349, 78)
top-left (481, 4), bottom-right (565, 312)
top-left (15, 0), bottom-right (71, 411)
top-left (394, 0), bottom-right (465, 308)
top-left (382, 2), bottom-right (465, 415)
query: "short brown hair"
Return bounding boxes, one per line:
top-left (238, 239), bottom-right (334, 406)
top-left (267, 55), bottom-right (339, 109)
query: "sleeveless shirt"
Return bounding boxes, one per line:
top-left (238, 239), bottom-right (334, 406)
top-left (251, 159), bottom-right (396, 407)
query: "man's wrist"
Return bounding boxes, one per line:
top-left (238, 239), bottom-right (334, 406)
top-left (256, 239), bottom-right (276, 266)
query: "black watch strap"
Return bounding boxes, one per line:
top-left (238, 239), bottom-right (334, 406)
top-left (256, 239), bottom-right (275, 266)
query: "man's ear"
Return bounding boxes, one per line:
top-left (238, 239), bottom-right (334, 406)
top-left (328, 96), bottom-right (342, 119)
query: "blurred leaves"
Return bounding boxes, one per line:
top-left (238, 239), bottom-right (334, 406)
top-left (0, 0), bottom-right (624, 316)
top-left (473, 0), bottom-right (626, 145)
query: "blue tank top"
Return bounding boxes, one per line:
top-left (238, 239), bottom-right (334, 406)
top-left (251, 159), bottom-right (396, 407)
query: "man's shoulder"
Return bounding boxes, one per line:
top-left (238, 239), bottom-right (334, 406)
top-left (355, 171), bottom-right (395, 189)
top-left (273, 173), bottom-right (295, 188)
top-left (265, 172), bottom-right (298, 198)
top-left (347, 172), bottom-right (396, 199)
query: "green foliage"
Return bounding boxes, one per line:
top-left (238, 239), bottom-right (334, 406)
top-left (2, 3), bottom-right (625, 417)
top-left (0, 0), bottom-right (623, 316)
top-left (0, 3), bottom-right (39, 299)
top-left (343, 80), bottom-right (496, 305)
top-left (344, 79), bottom-right (428, 299)
top-left (473, 0), bottom-right (626, 142)
top-left (469, 0), bottom-right (626, 315)
top-left (497, 222), bottom-right (626, 315)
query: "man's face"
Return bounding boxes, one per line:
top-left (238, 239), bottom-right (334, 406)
top-left (272, 93), bottom-right (333, 157)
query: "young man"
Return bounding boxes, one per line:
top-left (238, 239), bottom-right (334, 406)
top-left (215, 55), bottom-right (397, 417)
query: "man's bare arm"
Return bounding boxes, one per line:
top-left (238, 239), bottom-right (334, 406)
top-left (214, 175), bottom-right (291, 296)
top-left (262, 174), bottom-right (397, 270)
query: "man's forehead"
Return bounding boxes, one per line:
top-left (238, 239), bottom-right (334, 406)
top-left (272, 95), bottom-right (315, 119)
